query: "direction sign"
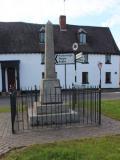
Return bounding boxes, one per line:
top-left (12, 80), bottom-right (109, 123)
top-left (76, 52), bottom-right (83, 60)
top-left (76, 52), bottom-right (85, 63)
top-left (55, 54), bottom-right (75, 64)
top-left (76, 56), bottom-right (85, 63)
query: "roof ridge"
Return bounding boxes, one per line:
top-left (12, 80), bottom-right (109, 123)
top-left (0, 21), bottom-right (109, 29)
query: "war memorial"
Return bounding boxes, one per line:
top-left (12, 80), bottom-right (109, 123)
top-left (28, 21), bottom-right (79, 126)
top-left (9, 20), bottom-right (101, 133)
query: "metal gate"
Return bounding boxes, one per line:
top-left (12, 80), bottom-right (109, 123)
top-left (10, 86), bottom-right (101, 134)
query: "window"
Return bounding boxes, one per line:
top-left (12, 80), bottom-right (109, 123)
top-left (105, 72), bottom-right (111, 83)
top-left (40, 32), bottom-right (45, 43)
top-left (42, 72), bottom-right (44, 79)
top-left (83, 54), bottom-right (88, 63)
top-left (105, 55), bottom-right (111, 64)
top-left (41, 54), bottom-right (45, 64)
top-left (82, 72), bottom-right (89, 84)
top-left (78, 28), bottom-right (87, 44)
top-left (80, 33), bottom-right (86, 44)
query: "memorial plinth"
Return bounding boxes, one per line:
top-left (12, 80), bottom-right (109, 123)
top-left (40, 79), bottom-right (61, 104)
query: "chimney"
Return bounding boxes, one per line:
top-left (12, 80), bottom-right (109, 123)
top-left (59, 15), bottom-right (67, 31)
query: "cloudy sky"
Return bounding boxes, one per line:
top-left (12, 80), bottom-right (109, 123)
top-left (0, 0), bottom-right (120, 48)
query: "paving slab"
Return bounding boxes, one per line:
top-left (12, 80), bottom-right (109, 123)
top-left (0, 112), bottom-right (120, 156)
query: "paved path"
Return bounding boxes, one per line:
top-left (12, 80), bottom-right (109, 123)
top-left (0, 113), bottom-right (120, 156)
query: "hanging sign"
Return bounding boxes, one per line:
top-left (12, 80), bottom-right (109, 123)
top-left (72, 42), bottom-right (78, 51)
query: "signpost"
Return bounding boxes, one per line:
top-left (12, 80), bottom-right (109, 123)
top-left (72, 42), bottom-right (86, 83)
top-left (76, 52), bottom-right (83, 59)
top-left (76, 52), bottom-right (85, 63)
top-left (55, 53), bottom-right (75, 65)
top-left (54, 51), bottom-right (85, 85)
top-left (76, 56), bottom-right (85, 63)
top-left (55, 53), bottom-right (75, 88)
top-left (72, 42), bottom-right (78, 83)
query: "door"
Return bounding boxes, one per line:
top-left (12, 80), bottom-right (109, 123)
top-left (7, 68), bottom-right (16, 91)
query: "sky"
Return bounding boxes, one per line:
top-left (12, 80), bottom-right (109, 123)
top-left (0, 0), bottom-right (120, 49)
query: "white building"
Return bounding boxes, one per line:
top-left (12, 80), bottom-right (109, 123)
top-left (0, 15), bottom-right (120, 92)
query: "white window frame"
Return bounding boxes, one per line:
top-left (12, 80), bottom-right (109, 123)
top-left (40, 32), bottom-right (45, 44)
top-left (80, 33), bottom-right (86, 44)
top-left (105, 55), bottom-right (111, 64)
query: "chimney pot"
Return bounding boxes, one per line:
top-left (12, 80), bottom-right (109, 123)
top-left (59, 15), bottom-right (67, 31)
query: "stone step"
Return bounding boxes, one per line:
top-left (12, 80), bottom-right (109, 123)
top-left (34, 102), bottom-right (70, 114)
top-left (28, 110), bottom-right (79, 126)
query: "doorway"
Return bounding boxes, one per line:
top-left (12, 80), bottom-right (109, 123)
top-left (7, 68), bottom-right (16, 91)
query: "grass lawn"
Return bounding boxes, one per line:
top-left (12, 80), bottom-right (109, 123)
top-left (1, 135), bottom-right (120, 160)
top-left (0, 99), bottom-right (120, 121)
top-left (0, 105), bottom-right (26, 113)
top-left (101, 100), bottom-right (120, 121)
top-left (0, 106), bottom-right (10, 113)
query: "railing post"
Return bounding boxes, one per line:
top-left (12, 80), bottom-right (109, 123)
top-left (98, 86), bottom-right (101, 125)
top-left (34, 85), bottom-right (37, 102)
top-left (10, 89), bottom-right (17, 134)
top-left (72, 87), bottom-right (76, 110)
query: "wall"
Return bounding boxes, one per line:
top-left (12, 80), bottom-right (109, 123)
top-left (0, 54), bottom-right (44, 91)
top-left (0, 53), bottom-right (119, 92)
top-left (76, 54), bottom-right (120, 88)
top-left (56, 64), bottom-right (75, 88)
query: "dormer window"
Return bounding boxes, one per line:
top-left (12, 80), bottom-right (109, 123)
top-left (39, 26), bottom-right (45, 43)
top-left (80, 33), bottom-right (86, 44)
top-left (78, 28), bottom-right (87, 45)
top-left (40, 32), bottom-right (45, 43)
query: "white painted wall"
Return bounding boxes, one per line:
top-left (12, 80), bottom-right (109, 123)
top-left (76, 54), bottom-right (120, 88)
top-left (0, 53), bottom-right (119, 92)
top-left (0, 54), bottom-right (44, 91)
top-left (56, 64), bottom-right (75, 88)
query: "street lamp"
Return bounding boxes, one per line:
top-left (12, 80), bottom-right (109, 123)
top-left (98, 62), bottom-right (103, 88)
top-left (98, 62), bottom-right (102, 125)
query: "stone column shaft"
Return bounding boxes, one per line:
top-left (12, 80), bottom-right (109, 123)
top-left (45, 21), bottom-right (56, 79)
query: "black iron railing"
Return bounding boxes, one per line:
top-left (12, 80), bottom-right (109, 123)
top-left (10, 86), bottom-right (101, 134)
